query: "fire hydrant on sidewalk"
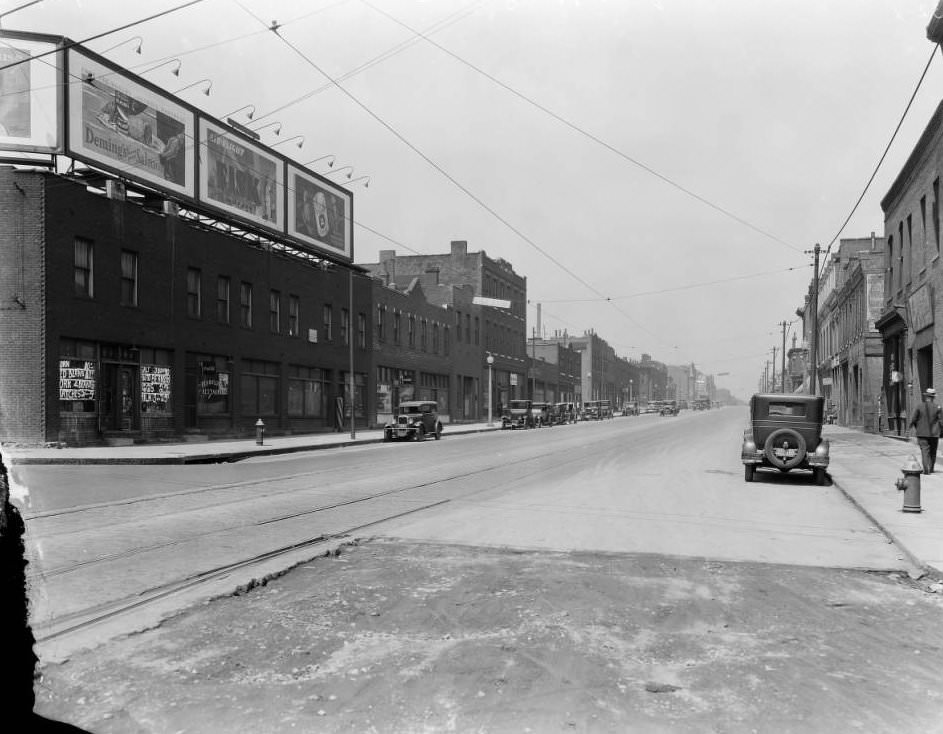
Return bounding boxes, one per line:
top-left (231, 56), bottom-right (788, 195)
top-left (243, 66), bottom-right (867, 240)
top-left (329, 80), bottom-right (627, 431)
top-left (895, 456), bottom-right (923, 513)
top-left (255, 418), bottom-right (265, 446)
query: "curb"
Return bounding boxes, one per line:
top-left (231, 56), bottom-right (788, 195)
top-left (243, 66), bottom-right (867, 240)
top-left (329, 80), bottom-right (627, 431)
top-left (5, 425), bottom-right (501, 465)
top-left (829, 472), bottom-right (929, 577)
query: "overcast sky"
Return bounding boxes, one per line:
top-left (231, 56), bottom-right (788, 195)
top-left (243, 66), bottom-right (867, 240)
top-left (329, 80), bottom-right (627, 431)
top-left (8, 0), bottom-right (943, 400)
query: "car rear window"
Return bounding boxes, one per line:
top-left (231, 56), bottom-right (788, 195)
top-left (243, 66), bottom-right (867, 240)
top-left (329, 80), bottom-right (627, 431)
top-left (768, 402), bottom-right (807, 417)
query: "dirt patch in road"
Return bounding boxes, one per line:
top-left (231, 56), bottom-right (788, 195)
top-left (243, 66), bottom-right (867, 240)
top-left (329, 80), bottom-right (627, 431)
top-left (36, 539), bottom-right (943, 733)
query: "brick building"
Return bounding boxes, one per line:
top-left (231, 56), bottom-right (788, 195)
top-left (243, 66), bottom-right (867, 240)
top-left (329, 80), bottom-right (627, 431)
top-left (875, 99), bottom-right (943, 434)
top-left (362, 240), bottom-right (527, 416)
top-left (0, 167), bottom-right (373, 446)
top-left (528, 336), bottom-right (581, 404)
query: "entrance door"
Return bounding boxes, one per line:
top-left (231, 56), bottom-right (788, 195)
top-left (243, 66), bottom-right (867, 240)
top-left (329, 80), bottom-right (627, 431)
top-left (918, 344), bottom-right (933, 393)
top-left (101, 363), bottom-right (139, 432)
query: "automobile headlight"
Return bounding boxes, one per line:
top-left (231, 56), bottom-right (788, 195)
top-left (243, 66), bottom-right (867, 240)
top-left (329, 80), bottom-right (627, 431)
top-left (815, 440), bottom-right (830, 457)
top-left (743, 440), bottom-right (756, 453)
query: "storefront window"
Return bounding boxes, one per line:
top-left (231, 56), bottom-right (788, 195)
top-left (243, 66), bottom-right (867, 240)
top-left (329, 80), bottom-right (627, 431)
top-left (341, 372), bottom-right (367, 418)
top-left (196, 355), bottom-right (231, 415)
top-left (288, 365), bottom-right (325, 417)
top-left (241, 359), bottom-right (279, 416)
top-left (59, 338), bottom-right (97, 413)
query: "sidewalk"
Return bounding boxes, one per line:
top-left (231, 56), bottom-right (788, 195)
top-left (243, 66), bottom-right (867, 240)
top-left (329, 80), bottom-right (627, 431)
top-left (824, 424), bottom-right (943, 578)
top-left (0, 422), bottom-right (501, 465)
top-left (3, 422), bottom-right (941, 577)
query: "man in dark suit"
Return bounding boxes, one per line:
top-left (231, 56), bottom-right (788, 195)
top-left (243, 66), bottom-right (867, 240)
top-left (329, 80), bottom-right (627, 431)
top-left (910, 387), bottom-right (942, 474)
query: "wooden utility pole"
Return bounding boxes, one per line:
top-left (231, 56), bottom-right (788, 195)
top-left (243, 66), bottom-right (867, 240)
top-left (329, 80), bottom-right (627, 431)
top-left (780, 320), bottom-right (788, 393)
top-left (771, 347), bottom-right (778, 392)
top-left (810, 244), bottom-right (821, 396)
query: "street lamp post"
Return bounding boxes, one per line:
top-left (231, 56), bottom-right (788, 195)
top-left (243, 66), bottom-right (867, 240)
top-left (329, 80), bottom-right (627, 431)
top-left (487, 353), bottom-right (495, 426)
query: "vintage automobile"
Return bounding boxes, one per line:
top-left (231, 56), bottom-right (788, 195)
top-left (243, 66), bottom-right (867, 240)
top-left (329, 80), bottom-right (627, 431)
top-left (741, 393), bottom-right (829, 485)
top-left (532, 402), bottom-right (553, 427)
top-left (502, 399), bottom-right (536, 429)
top-left (554, 402), bottom-right (577, 424)
top-left (582, 400), bottom-right (613, 420)
top-left (383, 400), bottom-right (443, 441)
top-left (622, 402), bottom-right (639, 416)
top-left (660, 401), bottom-right (678, 417)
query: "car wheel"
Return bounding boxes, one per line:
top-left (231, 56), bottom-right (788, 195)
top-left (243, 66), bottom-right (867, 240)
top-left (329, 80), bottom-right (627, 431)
top-left (434, 423), bottom-right (442, 440)
top-left (744, 464), bottom-right (755, 482)
top-left (763, 428), bottom-right (807, 471)
top-left (813, 467), bottom-right (826, 486)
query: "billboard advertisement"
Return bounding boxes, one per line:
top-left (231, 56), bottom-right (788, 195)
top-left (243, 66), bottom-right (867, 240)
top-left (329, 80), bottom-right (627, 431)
top-left (198, 119), bottom-right (284, 232)
top-left (287, 165), bottom-right (352, 261)
top-left (0, 34), bottom-right (62, 152)
top-left (67, 49), bottom-right (195, 197)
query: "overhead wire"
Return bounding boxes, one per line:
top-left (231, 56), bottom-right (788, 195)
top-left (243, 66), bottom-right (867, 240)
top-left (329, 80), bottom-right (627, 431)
top-left (236, 2), bottom-right (672, 350)
top-left (359, 0), bottom-right (802, 256)
top-left (818, 42), bottom-right (940, 274)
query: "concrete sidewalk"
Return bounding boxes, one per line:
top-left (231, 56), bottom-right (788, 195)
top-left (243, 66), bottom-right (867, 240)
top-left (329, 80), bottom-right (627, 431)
top-left (824, 425), bottom-right (943, 578)
top-left (0, 422), bottom-right (501, 465)
top-left (2, 421), bottom-right (941, 577)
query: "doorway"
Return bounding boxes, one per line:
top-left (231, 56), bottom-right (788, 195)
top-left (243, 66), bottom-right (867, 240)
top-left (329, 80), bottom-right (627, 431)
top-left (101, 363), bottom-right (139, 432)
top-left (917, 344), bottom-right (933, 394)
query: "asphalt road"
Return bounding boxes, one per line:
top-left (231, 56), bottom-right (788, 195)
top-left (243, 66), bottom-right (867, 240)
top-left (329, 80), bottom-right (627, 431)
top-left (25, 408), bottom-right (943, 732)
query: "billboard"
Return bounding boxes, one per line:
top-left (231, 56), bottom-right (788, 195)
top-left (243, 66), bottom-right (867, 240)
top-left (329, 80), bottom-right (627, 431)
top-left (287, 165), bottom-right (352, 261)
top-left (198, 119), bottom-right (284, 232)
top-left (67, 50), bottom-right (195, 197)
top-left (0, 34), bottom-right (62, 152)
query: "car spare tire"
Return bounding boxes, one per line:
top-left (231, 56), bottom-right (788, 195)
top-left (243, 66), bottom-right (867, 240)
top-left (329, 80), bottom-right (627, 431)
top-left (763, 428), bottom-right (807, 470)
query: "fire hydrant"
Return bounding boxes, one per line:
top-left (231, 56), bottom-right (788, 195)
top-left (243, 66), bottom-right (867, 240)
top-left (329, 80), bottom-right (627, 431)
top-left (255, 418), bottom-right (265, 446)
top-left (895, 456), bottom-right (923, 513)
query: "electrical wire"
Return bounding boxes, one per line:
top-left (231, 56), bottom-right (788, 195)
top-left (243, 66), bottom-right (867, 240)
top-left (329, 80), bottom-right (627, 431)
top-left (237, 4), bottom-right (672, 349)
top-left (818, 42), bottom-right (940, 274)
top-left (0, 0), bottom-right (208, 73)
top-left (538, 264), bottom-right (811, 304)
top-left (360, 0), bottom-right (801, 256)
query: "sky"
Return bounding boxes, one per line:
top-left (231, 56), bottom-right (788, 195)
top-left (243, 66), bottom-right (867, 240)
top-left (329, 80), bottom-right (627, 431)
top-left (5, 0), bottom-right (943, 401)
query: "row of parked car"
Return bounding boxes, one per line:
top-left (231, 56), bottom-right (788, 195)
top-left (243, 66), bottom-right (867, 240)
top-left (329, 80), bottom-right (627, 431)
top-left (500, 399), bottom-right (625, 429)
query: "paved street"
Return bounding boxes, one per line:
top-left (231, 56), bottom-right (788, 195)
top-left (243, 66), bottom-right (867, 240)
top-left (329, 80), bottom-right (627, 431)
top-left (16, 408), bottom-right (943, 731)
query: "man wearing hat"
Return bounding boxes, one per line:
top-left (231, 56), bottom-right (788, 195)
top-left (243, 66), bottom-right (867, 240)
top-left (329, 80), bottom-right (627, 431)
top-left (910, 387), bottom-right (942, 474)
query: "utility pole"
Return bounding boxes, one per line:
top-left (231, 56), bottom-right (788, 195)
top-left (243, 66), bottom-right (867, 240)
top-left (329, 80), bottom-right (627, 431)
top-left (771, 347), bottom-right (778, 392)
top-left (810, 243), bottom-right (821, 396)
top-left (765, 360), bottom-right (770, 392)
top-left (780, 320), bottom-right (788, 393)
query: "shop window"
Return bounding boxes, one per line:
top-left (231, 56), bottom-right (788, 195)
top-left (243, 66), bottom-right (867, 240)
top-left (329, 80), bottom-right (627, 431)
top-left (341, 372), bottom-right (367, 418)
top-left (270, 290), bottom-right (281, 334)
top-left (217, 277), bottom-right (230, 324)
top-left (240, 281), bottom-right (253, 328)
top-left (187, 268), bottom-right (202, 318)
top-left (288, 365), bottom-right (325, 417)
top-left (74, 238), bottom-right (93, 298)
top-left (120, 250), bottom-right (138, 307)
top-left (196, 355), bottom-right (231, 415)
top-left (241, 359), bottom-right (279, 416)
top-left (288, 295), bottom-right (300, 337)
top-left (59, 337), bottom-right (97, 412)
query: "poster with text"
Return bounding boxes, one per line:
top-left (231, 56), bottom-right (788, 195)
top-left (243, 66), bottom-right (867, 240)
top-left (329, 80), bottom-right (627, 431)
top-left (67, 50), bottom-right (195, 197)
top-left (199, 119), bottom-right (284, 232)
top-left (0, 35), bottom-right (61, 152)
top-left (287, 166), bottom-right (352, 261)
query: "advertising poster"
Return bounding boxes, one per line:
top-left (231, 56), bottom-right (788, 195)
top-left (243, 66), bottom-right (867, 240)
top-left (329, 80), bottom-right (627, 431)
top-left (287, 166), bottom-right (352, 261)
top-left (59, 360), bottom-right (96, 401)
top-left (67, 50), bottom-right (195, 197)
top-left (199, 119), bottom-right (284, 232)
top-left (0, 35), bottom-right (61, 152)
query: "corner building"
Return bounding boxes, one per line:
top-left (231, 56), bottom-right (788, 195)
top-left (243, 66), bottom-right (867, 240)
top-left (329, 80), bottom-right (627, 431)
top-left (0, 167), bottom-right (373, 446)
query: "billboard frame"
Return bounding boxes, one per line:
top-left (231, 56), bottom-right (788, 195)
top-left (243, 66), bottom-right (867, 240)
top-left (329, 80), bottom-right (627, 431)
top-left (286, 163), bottom-right (353, 263)
top-left (197, 117), bottom-right (285, 234)
top-left (0, 30), bottom-right (65, 153)
top-left (65, 47), bottom-right (197, 199)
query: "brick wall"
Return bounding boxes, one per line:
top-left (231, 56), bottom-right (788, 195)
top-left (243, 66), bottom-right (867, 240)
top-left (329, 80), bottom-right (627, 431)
top-left (0, 169), bottom-right (46, 445)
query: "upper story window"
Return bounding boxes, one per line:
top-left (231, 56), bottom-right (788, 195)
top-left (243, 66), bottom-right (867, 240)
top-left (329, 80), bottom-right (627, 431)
top-left (269, 290), bottom-right (281, 334)
top-left (187, 268), bottom-right (202, 318)
top-left (341, 307), bottom-right (350, 346)
top-left (74, 238), bottom-right (93, 298)
top-left (120, 250), bottom-right (137, 307)
top-left (358, 312), bottom-right (366, 349)
top-left (323, 304), bottom-right (333, 341)
top-left (240, 281), bottom-right (253, 328)
top-left (217, 276), bottom-right (230, 324)
top-left (408, 315), bottom-right (416, 347)
top-left (393, 311), bottom-right (401, 344)
top-left (288, 295), bottom-right (300, 337)
top-left (376, 304), bottom-right (385, 341)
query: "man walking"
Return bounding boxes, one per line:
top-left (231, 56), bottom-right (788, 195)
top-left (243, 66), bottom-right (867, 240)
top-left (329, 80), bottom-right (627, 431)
top-left (910, 387), bottom-right (942, 474)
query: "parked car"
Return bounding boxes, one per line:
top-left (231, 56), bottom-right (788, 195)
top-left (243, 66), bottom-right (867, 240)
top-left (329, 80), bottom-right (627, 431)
top-left (582, 400), bottom-right (613, 420)
top-left (502, 399), bottom-right (536, 429)
top-left (622, 402), bottom-right (639, 416)
top-left (660, 401), bottom-right (678, 416)
top-left (532, 402), bottom-right (553, 427)
top-left (741, 393), bottom-right (829, 485)
top-left (383, 400), bottom-right (443, 441)
top-left (554, 402), bottom-right (577, 424)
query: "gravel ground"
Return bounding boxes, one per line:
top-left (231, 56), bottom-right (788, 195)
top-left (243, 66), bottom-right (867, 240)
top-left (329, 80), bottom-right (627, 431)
top-left (35, 538), bottom-right (943, 733)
